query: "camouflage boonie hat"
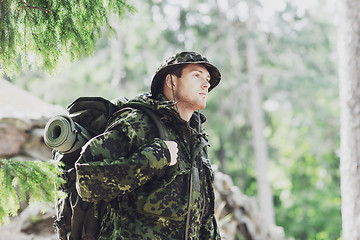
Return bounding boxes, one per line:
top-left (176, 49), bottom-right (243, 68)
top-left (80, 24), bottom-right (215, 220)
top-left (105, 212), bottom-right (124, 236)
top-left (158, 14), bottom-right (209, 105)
top-left (151, 51), bottom-right (221, 96)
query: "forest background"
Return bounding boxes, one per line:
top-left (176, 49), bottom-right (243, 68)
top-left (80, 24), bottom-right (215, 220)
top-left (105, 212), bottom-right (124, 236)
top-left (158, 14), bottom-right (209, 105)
top-left (1, 0), bottom-right (340, 239)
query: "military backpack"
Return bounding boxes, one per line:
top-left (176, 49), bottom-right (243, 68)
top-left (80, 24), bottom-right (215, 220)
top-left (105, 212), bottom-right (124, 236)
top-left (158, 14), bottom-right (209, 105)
top-left (45, 96), bottom-right (169, 240)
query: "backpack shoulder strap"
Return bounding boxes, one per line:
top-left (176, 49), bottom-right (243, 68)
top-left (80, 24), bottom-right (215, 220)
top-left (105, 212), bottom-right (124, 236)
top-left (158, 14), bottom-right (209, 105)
top-left (121, 102), bottom-right (171, 141)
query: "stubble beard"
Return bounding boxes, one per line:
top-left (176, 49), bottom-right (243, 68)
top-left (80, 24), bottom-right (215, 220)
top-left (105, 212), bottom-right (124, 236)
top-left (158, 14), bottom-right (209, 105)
top-left (175, 90), bottom-right (207, 112)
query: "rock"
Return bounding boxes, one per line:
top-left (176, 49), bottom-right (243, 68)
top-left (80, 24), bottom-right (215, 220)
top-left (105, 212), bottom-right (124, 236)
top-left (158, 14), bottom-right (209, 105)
top-left (18, 204), bottom-right (56, 237)
top-left (213, 166), bottom-right (285, 240)
top-left (0, 122), bottom-right (28, 157)
top-left (0, 79), bottom-right (66, 120)
top-left (0, 79), bottom-right (65, 158)
top-left (21, 128), bottom-right (52, 161)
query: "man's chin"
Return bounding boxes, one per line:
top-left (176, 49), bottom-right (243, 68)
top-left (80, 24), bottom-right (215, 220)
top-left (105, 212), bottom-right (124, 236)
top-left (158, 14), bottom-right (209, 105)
top-left (197, 104), bottom-right (206, 110)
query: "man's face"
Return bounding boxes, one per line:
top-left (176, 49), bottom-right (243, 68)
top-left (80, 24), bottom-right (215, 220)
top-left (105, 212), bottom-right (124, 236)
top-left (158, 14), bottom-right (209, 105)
top-left (173, 64), bottom-right (211, 112)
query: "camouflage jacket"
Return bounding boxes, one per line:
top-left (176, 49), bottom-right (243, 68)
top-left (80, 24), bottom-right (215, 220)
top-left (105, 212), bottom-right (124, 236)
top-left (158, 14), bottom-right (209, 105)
top-left (75, 93), bottom-right (220, 239)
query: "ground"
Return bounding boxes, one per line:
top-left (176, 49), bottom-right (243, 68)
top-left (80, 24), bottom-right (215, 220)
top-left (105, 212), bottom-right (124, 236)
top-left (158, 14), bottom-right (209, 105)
top-left (0, 215), bottom-right (57, 240)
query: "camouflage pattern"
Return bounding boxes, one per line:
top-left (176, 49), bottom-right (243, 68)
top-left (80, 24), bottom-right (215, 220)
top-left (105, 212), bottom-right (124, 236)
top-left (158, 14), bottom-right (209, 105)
top-left (75, 93), bottom-right (220, 239)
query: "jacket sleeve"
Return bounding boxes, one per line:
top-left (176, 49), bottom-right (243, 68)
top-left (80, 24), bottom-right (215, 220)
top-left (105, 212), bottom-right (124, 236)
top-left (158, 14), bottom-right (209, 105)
top-left (75, 110), bottom-right (171, 202)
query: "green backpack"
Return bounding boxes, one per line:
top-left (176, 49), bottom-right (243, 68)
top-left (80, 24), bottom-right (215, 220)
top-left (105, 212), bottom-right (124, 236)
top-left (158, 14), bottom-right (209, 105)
top-left (45, 96), bottom-right (169, 240)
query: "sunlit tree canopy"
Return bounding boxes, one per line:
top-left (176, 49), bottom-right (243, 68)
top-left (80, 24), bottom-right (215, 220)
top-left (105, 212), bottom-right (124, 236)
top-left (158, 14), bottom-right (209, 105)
top-left (0, 0), bottom-right (135, 75)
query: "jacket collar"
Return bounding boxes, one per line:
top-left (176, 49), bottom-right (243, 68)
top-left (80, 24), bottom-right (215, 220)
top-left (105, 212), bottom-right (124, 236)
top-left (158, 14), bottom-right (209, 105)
top-left (129, 92), bottom-right (207, 132)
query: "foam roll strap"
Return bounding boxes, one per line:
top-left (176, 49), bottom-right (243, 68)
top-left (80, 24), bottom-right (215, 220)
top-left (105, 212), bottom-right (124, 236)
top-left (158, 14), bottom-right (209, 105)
top-left (44, 115), bottom-right (92, 154)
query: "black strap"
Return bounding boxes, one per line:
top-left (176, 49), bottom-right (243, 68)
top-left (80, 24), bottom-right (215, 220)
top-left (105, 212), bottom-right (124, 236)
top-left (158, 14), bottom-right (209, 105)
top-left (121, 103), bottom-right (171, 141)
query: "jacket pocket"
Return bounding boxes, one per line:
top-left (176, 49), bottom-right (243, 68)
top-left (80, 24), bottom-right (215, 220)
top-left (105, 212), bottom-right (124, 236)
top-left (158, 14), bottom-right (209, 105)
top-left (138, 164), bottom-right (190, 221)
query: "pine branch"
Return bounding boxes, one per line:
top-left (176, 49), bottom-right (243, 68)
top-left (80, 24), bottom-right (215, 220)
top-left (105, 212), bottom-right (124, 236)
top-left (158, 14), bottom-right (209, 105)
top-left (19, 0), bottom-right (52, 14)
top-left (0, 159), bottom-right (64, 225)
top-left (0, 0), bottom-right (136, 75)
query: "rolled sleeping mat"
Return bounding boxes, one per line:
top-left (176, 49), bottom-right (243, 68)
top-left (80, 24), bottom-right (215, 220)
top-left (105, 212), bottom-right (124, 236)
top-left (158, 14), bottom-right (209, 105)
top-left (44, 115), bottom-right (93, 154)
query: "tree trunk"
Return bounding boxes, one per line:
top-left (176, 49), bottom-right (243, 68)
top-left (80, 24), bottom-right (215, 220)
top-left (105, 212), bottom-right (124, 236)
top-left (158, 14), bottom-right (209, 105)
top-left (338, 0), bottom-right (360, 239)
top-left (246, 0), bottom-right (275, 227)
top-left (218, 137), bottom-right (226, 173)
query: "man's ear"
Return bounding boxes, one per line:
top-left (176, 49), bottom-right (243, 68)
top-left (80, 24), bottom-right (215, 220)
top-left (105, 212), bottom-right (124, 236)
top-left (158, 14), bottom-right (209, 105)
top-left (165, 74), bottom-right (176, 89)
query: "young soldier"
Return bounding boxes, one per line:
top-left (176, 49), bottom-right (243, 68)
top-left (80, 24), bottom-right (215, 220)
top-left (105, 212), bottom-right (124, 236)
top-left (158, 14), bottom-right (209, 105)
top-left (75, 51), bottom-right (222, 239)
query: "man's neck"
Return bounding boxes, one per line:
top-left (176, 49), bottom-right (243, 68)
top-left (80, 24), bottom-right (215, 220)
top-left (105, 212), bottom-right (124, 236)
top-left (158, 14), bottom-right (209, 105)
top-left (162, 91), bottom-right (193, 122)
top-left (176, 104), bottom-right (193, 122)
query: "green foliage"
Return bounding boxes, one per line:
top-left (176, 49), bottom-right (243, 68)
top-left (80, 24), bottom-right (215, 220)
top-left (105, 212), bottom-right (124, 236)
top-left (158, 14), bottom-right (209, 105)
top-left (8, 1), bottom-right (171, 107)
top-left (0, 159), bottom-right (64, 225)
top-left (0, 0), bottom-right (135, 76)
top-left (263, 4), bottom-right (340, 238)
top-left (274, 152), bottom-right (341, 240)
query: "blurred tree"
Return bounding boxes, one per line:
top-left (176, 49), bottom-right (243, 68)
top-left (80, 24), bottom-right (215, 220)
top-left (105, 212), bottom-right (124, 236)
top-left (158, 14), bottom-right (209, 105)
top-left (264, 3), bottom-right (340, 239)
top-left (0, 0), bottom-right (135, 76)
top-left (246, 0), bottom-right (275, 227)
top-left (338, 0), bottom-right (360, 239)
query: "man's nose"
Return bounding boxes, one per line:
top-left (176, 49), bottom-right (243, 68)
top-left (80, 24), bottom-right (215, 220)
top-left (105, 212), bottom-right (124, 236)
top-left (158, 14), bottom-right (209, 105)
top-left (202, 79), bottom-right (210, 89)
